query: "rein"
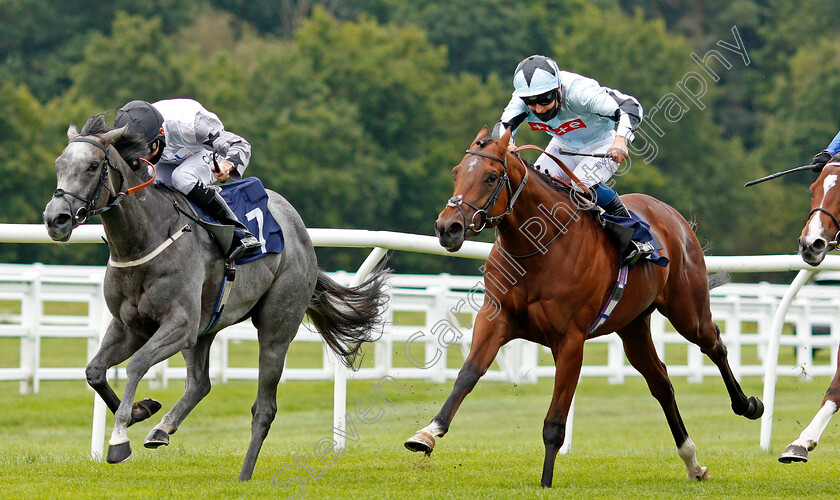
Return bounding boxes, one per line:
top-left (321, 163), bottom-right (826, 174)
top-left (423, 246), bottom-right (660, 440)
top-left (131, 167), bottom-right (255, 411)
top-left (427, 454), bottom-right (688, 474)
top-left (52, 137), bottom-right (156, 226)
top-left (447, 149), bottom-right (529, 235)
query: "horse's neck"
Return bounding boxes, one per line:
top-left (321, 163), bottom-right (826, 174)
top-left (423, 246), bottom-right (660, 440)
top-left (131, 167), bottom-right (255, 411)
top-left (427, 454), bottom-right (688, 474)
top-left (100, 168), bottom-right (180, 260)
top-left (497, 171), bottom-right (599, 257)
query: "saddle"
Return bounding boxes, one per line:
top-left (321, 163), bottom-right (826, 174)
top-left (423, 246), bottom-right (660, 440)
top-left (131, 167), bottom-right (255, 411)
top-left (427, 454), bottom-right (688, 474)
top-left (162, 177), bottom-right (285, 264)
top-left (596, 211), bottom-right (668, 268)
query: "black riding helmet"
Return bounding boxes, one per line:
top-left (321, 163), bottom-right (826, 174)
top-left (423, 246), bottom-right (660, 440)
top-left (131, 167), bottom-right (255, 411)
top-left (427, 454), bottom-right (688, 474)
top-left (115, 100), bottom-right (165, 148)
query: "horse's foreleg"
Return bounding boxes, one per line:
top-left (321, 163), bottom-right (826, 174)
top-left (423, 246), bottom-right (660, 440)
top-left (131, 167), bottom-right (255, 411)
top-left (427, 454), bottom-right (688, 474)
top-left (618, 317), bottom-right (709, 480)
top-left (780, 357), bottom-right (840, 463)
top-left (405, 312), bottom-right (512, 455)
top-left (86, 319), bottom-right (147, 414)
top-left (540, 334), bottom-right (584, 489)
top-left (106, 320), bottom-right (193, 464)
top-left (145, 334), bottom-right (217, 449)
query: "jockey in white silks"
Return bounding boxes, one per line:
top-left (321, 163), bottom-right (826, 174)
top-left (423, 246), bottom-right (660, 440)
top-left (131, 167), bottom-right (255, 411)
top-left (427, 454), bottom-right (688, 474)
top-left (114, 99), bottom-right (261, 261)
top-left (496, 54), bottom-right (653, 263)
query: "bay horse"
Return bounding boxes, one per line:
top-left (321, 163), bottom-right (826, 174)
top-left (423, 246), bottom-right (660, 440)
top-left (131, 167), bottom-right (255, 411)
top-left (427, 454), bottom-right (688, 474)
top-left (42, 115), bottom-right (387, 480)
top-left (779, 156), bottom-right (840, 462)
top-left (404, 126), bottom-right (763, 487)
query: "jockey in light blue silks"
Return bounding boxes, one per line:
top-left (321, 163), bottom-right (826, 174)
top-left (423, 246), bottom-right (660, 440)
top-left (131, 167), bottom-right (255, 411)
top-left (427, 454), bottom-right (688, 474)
top-left (496, 54), bottom-right (654, 264)
top-left (114, 99), bottom-right (261, 262)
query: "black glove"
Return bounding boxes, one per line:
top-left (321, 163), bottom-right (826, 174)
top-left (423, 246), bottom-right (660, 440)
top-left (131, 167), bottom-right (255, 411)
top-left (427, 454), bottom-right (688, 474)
top-left (812, 151), bottom-right (833, 171)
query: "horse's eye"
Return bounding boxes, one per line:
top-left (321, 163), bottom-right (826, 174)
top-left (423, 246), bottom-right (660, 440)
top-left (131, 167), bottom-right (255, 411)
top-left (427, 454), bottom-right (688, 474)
top-left (488, 172), bottom-right (498, 183)
top-left (88, 161), bottom-right (100, 172)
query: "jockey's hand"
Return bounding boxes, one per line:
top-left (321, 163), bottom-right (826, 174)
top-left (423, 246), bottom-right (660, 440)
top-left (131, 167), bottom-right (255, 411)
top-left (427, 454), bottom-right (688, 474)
top-left (607, 136), bottom-right (630, 164)
top-left (213, 159), bottom-right (235, 182)
top-left (812, 151), bottom-right (833, 172)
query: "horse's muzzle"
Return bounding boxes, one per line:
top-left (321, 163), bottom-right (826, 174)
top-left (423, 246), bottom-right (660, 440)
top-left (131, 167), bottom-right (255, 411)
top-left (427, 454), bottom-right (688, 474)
top-left (798, 236), bottom-right (827, 267)
top-left (435, 217), bottom-right (465, 252)
top-left (43, 198), bottom-right (74, 242)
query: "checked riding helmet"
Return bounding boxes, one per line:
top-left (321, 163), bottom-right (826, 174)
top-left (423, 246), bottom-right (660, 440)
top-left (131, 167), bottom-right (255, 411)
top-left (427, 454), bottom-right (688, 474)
top-left (512, 55), bottom-right (562, 121)
top-left (512, 55), bottom-right (561, 97)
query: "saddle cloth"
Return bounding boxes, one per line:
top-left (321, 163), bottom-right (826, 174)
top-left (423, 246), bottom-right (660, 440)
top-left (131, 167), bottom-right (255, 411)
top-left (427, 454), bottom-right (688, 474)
top-left (601, 210), bottom-right (669, 267)
top-left (189, 177), bottom-right (285, 264)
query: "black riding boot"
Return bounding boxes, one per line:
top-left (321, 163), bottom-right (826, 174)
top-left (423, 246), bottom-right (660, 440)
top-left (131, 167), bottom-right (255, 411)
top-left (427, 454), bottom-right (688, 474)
top-left (187, 183), bottom-right (261, 262)
top-left (601, 196), bottom-right (631, 218)
top-left (600, 195), bottom-right (654, 265)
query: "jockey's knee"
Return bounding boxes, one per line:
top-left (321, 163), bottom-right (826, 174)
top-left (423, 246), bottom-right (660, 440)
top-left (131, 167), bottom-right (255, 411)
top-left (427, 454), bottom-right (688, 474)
top-left (171, 171), bottom-right (203, 195)
top-left (593, 182), bottom-right (617, 208)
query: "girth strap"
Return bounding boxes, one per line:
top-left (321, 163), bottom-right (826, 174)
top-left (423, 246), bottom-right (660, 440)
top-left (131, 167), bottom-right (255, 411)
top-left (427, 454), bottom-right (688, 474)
top-left (587, 263), bottom-right (629, 336)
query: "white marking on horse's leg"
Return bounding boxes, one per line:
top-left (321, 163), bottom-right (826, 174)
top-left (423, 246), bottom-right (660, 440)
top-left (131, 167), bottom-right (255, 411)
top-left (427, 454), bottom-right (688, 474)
top-left (791, 401), bottom-right (838, 451)
top-left (677, 438), bottom-right (708, 479)
top-left (152, 414), bottom-right (177, 434)
top-left (109, 426), bottom-right (129, 446)
top-left (420, 420), bottom-right (445, 438)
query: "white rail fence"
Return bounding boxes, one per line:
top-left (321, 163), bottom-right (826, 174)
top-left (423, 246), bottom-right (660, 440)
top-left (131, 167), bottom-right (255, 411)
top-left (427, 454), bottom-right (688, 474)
top-left (2, 264), bottom-right (839, 390)
top-left (2, 224), bottom-right (839, 456)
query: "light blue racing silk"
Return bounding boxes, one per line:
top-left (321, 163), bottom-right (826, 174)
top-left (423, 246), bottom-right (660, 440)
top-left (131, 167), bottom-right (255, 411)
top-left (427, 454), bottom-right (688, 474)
top-left (826, 130), bottom-right (840, 156)
top-left (499, 71), bottom-right (642, 150)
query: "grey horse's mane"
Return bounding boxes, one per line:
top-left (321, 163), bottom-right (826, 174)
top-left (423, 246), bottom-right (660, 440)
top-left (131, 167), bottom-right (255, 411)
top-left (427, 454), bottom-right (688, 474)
top-left (78, 113), bottom-right (149, 168)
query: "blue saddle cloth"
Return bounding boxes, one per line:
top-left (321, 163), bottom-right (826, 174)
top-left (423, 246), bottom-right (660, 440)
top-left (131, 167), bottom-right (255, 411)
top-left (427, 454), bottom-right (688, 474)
top-left (190, 177), bottom-right (284, 264)
top-left (601, 210), bottom-right (669, 267)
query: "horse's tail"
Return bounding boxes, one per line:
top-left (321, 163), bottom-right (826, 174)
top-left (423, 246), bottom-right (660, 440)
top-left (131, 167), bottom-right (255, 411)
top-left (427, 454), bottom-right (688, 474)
top-left (307, 265), bottom-right (389, 368)
top-left (707, 270), bottom-right (730, 290)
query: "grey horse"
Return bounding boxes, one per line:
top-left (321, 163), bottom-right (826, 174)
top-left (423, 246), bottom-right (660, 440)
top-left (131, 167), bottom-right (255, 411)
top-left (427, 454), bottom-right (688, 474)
top-left (42, 115), bottom-right (388, 480)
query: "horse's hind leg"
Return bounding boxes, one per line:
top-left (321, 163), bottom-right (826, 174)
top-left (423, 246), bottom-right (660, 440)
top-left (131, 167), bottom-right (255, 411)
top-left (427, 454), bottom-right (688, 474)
top-left (145, 333), bottom-right (217, 449)
top-left (237, 325), bottom-right (294, 481)
top-left (779, 351), bottom-right (840, 463)
top-left (664, 299), bottom-right (763, 419)
top-left (618, 316), bottom-right (709, 480)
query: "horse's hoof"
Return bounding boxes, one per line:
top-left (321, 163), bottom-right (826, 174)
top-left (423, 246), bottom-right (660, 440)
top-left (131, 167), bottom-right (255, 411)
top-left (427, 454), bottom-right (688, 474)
top-left (689, 467), bottom-right (710, 480)
top-left (129, 398), bottom-right (162, 426)
top-left (778, 444), bottom-right (808, 463)
top-left (404, 430), bottom-right (435, 455)
top-left (745, 396), bottom-right (764, 420)
top-left (144, 429), bottom-right (170, 449)
top-left (106, 441), bottom-right (132, 463)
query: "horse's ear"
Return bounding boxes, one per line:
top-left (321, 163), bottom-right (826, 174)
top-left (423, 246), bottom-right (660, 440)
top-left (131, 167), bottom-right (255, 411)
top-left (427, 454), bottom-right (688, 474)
top-left (474, 126), bottom-right (490, 143)
top-left (100, 125), bottom-right (128, 147)
top-left (496, 127), bottom-right (512, 151)
top-left (67, 124), bottom-right (79, 140)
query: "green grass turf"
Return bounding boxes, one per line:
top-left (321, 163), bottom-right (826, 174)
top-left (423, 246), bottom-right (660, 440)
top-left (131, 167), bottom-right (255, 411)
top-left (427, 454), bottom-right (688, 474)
top-left (1, 374), bottom-right (838, 499)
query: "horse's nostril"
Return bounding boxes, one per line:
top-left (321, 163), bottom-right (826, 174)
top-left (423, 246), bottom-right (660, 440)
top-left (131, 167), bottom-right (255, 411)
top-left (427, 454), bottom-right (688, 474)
top-left (812, 238), bottom-right (827, 253)
top-left (448, 222), bottom-right (464, 237)
top-left (54, 213), bottom-right (71, 227)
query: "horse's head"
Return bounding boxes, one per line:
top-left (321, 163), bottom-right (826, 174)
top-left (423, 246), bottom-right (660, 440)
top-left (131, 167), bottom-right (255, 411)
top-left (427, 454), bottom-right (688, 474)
top-left (435, 126), bottom-right (522, 252)
top-left (43, 116), bottom-right (129, 241)
top-left (799, 157), bottom-right (840, 266)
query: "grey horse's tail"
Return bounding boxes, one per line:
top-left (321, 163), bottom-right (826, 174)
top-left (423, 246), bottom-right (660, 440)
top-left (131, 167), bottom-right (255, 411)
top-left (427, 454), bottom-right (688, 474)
top-left (708, 270), bottom-right (730, 290)
top-left (307, 265), bottom-right (389, 368)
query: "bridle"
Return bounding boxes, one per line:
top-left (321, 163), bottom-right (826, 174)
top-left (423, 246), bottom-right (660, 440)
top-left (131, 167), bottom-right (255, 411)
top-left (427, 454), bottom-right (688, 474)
top-left (808, 207), bottom-right (840, 249)
top-left (52, 136), bottom-right (155, 226)
top-left (447, 148), bottom-right (529, 235)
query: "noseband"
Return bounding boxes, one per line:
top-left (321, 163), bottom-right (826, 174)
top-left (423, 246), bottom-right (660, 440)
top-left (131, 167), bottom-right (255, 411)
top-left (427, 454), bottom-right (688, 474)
top-left (809, 207), bottom-right (840, 248)
top-left (52, 137), bottom-right (155, 226)
top-left (447, 149), bottom-right (529, 235)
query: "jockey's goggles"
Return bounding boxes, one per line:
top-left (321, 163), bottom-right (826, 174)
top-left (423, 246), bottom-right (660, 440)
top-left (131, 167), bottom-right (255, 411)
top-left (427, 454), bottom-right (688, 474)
top-left (521, 89), bottom-right (557, 107)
